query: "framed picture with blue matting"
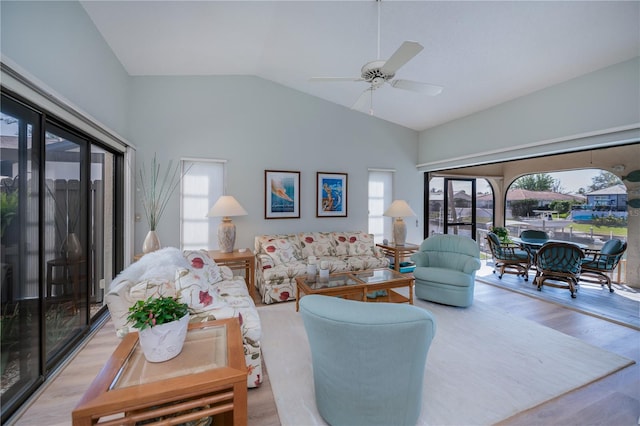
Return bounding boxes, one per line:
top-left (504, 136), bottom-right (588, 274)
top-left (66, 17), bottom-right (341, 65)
top-left (317, 172), bottom-right (347, 217)
top-left (265, 170), bottom-right (300, 219)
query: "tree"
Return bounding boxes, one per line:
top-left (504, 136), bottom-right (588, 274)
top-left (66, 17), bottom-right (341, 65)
top-left (512, 173), bottom-right (557, 192)
top-left (587, 171), bottom-right (622, 192)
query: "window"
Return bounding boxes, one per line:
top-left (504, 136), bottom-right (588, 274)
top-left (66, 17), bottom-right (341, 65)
top-left (1, 92), bottom-right (123, 422)
top-left (368, 170), bottom-right (393, 243)
top-left (180, 159), bottom-right (225, 251)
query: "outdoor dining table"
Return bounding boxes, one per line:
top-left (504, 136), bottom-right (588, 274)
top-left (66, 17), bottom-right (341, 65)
top-left (510, 237), bottom-right (588, 250)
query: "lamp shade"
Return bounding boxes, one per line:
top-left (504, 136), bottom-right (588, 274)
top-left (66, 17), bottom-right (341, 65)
top-left (207, 195), bottom-right (248, 218)
top-left (383, 200), bottom-right (416, 218)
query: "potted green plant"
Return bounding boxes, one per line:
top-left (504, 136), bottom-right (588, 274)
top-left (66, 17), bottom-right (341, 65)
top-left (127, 296), bottom-right (190, 362)
top-left (0, 192), bottom-right (18, 239)
top-left (490, 226), bottom-right (510, 243)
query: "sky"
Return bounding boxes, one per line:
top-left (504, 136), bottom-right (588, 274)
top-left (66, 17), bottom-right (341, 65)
top-left (475, 169), bottom-right (607, 194)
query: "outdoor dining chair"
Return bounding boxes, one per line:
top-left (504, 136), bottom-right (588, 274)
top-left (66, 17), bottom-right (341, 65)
top-left (580, 238), bottom-right (627, 292)
top-left (486, 232), bottom-right (532, 281)
top-left (518, 229), bottom-right (550, 263)
top-left (535, 242), bottom-right (585, 298)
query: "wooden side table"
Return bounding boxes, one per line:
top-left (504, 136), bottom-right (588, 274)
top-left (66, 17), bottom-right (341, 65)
top-left (72, 318), bottom-right (247, 426)
top-left (376, 243), bottom-right (420, 272)
top-left (209, 249), bottom-right (255, 298)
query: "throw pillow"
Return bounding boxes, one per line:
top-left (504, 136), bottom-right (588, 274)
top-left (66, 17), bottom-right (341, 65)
top-left (183, 249), bottom-right (223, 284)
top-left (174, 268), bottom-right (224, 313)
top-left (260, 237), bottom-right (298, 266)
top-left (347, 232), bottom-right (376, 256)
top-left (299, 232), bottom-right (336, 258)
top-left (332, 232), bottom-right (350, 256)
top-left (129, 278), bottom-right (176, 301)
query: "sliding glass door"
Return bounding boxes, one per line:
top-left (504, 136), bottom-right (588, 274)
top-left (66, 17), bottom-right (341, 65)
top-left (1, 92), bottom-right (122, 422)
top-left (0, 95), bottom-right (41, 418)
top-left (43, 124), bottom-right (88, 364)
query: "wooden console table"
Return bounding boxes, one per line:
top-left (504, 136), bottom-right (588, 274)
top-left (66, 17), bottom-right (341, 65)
top-left (209, 249), bottom-right (255, 298)
top-left (72, 318), bottom-right (247, 426)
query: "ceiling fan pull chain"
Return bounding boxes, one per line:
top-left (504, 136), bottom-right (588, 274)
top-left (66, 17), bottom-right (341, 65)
top-left (369, 88), bottom-right (374, 116)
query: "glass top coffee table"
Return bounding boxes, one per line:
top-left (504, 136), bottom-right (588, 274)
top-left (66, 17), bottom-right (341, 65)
top-left (72, 318), bottom-right (247, 426)
top-left (295, 268), bottom-right (414, 311)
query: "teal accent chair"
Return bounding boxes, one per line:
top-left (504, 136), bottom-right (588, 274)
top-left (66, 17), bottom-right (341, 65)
top-left (411, 234), bottom-right (481, 307)
top-left (486, 232), bottom-right (532, 280)
top-left (580, 239), bottom-right (627, 292)
top-left (300, 295), bottom-right (436, 426)
top-left (535, 242), bottom-right (585, 298)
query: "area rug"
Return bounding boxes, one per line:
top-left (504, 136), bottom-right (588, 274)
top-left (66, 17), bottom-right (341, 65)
top-left (257, 296), bottom-right (634, 426)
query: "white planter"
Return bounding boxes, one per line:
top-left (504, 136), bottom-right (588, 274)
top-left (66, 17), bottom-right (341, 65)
top-left (138, 313), bottom-right (190, 362)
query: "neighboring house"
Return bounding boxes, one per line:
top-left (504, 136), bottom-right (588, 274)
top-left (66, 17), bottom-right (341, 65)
top-left (477, 189), bottom-right (584, 210)
top-left (584, 184), bottom-right (628, 211)
top-left (572, 184), bottom-right (628, 220)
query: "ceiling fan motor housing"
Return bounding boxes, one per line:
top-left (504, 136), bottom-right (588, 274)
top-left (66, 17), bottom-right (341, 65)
top-left (361, 60), bottom-right (394, 87)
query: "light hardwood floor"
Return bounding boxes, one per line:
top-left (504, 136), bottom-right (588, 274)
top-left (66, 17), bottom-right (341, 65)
top-left (9, 281), bottom-right (639, 425)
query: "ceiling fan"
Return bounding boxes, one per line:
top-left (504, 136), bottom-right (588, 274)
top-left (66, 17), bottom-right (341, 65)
top-left (310, 1), bottom-right (443, 115)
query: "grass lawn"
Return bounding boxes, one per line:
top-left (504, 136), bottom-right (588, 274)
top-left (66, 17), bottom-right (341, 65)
top-left (568, 223), bottom-right (628, 238)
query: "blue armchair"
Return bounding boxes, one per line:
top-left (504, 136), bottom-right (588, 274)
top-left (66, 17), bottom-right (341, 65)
top-left (300, 295), bottom-right (436, 426)
top-left (410, 234), bottom-right (481, 307)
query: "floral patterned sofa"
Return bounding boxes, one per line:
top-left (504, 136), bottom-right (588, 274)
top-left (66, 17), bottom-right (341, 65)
top-left (254, 231), bottom-right (390, 304)
top-left (105, 247), bottom-right (262, 388)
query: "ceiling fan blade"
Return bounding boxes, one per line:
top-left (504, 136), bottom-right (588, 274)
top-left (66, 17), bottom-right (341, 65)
top-left (380, 41), bottom-right (424, 75)
top-left (391, 79), bottom-right (443, 96)
top-left (310, 77), bottom-right (364, 82)
top-left (351, 87), bottom-right (374, 111)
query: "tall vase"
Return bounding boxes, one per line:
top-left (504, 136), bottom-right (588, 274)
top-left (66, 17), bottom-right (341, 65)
top-left (62, 233), bottom-right (83, 261)
top-left (142, 230), bottom-right (161, 254)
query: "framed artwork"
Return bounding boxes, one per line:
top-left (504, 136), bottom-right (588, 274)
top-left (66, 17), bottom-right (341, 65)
top-left (265, 170), bottom-right (300, 219)
top-left (317, 172), bottom-right (348, 217)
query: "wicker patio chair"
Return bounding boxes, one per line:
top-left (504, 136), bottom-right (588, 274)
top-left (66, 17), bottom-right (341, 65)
top-left (534, 242), bottom-right (584, 298)
top-left (486, 232), bottom-right (532, 281)
top-left (580, 239), bottom-right (627, 292)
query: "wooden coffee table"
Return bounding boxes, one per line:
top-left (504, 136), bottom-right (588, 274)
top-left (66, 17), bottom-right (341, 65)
top-left (295, 268), bottom-right (414, 311)
top-left (72, 318), bottom-right (247, 426)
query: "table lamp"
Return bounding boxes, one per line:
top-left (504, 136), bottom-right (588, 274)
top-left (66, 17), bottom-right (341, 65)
top-left (383, 200), bottom-right (416, 246)
top-left (207, 195), bottom-right (248, 253)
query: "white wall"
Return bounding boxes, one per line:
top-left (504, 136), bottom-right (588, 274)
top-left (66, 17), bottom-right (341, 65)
top-left (0, 0), bottom-right (130, 137)
top-left (418, 57), bottom-right (640, 171)
top-left (128, 76), bottom-right (423, 250)
top-left (1, 1), bottom-right (424, 252)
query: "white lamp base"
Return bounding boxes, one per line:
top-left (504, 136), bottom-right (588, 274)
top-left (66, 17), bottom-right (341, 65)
top-left (218, 218), bottom-right (236, 253)
top-left (393, 217), bottom-right (407, 246)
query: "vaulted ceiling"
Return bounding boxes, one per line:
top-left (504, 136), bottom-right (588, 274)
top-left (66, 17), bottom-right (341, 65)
top-left (81, 0), bottom-right (640, 131)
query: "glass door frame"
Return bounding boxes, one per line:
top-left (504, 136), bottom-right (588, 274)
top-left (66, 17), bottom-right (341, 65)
top-left (443, 178), bottom-right (477, 239)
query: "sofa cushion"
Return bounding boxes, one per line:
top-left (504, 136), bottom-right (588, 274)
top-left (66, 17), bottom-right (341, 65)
top-left (316, 256), bottom-right (349, 273)
top-left (260, 261), bottom-right (308, 282)
top-left (259, 236), bottom-right (299, 265)
top-left (414, 266), bottom-right (474, 287)
top-left (299, 232), bottom-right (336, 258)
top-left (183, 249), bottom-right (224, 284)
top-left (332, 232), bottom-right (350, 256)
top-left (129, 278), bottom-right (177, 300)
top-left (174, 267), bottom-right (225, 314)
top-left (346, 232), bottom-right (376, 256)
top-left (346, 255), bottom-right (389, 271)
